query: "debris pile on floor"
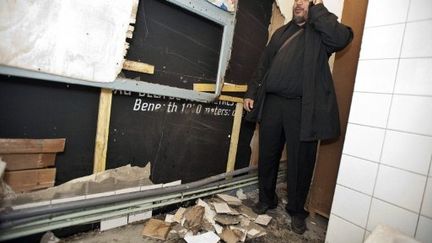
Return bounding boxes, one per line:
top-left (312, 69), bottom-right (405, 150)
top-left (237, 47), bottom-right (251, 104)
top-left (141, 192), bottom-right (271, 242)
top-left (62, 184), bottom-right (327, 243)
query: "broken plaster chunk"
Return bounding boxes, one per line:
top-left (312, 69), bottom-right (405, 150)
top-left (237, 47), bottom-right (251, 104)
top-left (212, 202), bottom-right (239, 215)
top-left (219, 228), bottom-right (243, 243)
top-left (214, 214), bottom-right (241, 226)
top-left (184, 231), bottom-right (220, 243)
top-left (238, 205), bottom-right (258, 220)
top-left (170, 224), bottom-right (188, 238)
top-left (183, 206), bottom-right (205, 234)
top-left (202, 218), bottom-right (215, 232)
top-left (247, 228), bottom-right (260, 238)
top-left (141, 218), bottom-right (171, 240)
top-left (213, 222), bottom-right (224, 234)
top-left (165, 214), bottom-right (175, 223)
top-left (197, 199), bottom-right (216, 222)
top-left (247, 222), bottom-right (267, 239)
top-left (240, 216), bottom-right (251, 227)
top-left (254, 214), bottom-right (272, 226)
top-left (196, 199), bottom-right (222, 234)
top-left (173, 207), bottom-right (187, 223)
top-left (236, 189), bottom-right (247, 200)
top-left (213, 202), bottom-right (232, 214)
top-left (40, 231), bottom-right (60, 243)
top-left (230, 226), bottom-right (247, 242)
top-left (217, 193), bottom-right (242, 206)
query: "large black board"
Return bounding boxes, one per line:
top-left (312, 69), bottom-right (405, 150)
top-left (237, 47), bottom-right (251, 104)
top-left (225, 0), bottom-right (274, 84)
top-left (123, 0), bottom-right (223, 88)
top-left (107, 91), bottom-right (235, 183)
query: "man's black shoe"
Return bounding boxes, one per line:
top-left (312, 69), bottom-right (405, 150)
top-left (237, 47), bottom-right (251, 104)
top-left (252, 202), bottom-right (278, 214)
top-left (291, 216), bottom-right (307, 234)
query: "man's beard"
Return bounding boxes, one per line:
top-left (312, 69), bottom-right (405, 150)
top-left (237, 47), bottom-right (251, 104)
top-left (293, 16), bottom-right (306, 24)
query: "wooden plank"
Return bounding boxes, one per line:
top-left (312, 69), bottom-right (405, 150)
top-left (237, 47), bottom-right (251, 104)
top-left (4, 168), bottom-right (56, 192)
top-left (93, 88), bottom-right (113, 173)
top-left (218, 95), bottom-right (244, 103)
top-left (123, 60), bottom-right (155, 74)
top-left (0, 138), bottom-right (65, 154)
top-left (1, 153), bottom-right (56, 171)
top-left (226, 102), bottom-right (244, 173)
top-left (193, 83), bottom-right (248, 92)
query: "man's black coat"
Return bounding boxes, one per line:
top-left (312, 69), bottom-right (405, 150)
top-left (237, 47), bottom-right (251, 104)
top-left (244, 4), bottom-right (353, 141)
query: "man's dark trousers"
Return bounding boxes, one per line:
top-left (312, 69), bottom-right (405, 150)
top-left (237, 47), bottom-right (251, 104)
top-left (258, 94), bottom-right (318, 219)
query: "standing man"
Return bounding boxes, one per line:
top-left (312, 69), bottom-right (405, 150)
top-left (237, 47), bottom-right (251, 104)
top-left (243, 0), bottom-right (353, 234)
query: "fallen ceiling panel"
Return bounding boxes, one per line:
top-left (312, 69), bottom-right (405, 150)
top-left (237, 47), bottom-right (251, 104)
top-left (0, 0), bottom-right (138, 82)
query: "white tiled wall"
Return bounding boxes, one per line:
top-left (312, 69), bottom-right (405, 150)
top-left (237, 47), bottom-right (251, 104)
top-left (337, 155), bottom-right (378, 195)
top-left (416, 216), bottom-right (432, 243)
top-left (366, 199), bottom-right (419, 236)
top-left (327, 0), bottom-right (432, 242)
top-left (354, 59), bottom-right (398, 93)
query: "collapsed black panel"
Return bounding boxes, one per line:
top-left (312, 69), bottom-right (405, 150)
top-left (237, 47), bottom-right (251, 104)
top-left (107, 0), bottom-right (274, 183)
top-left (0, 76), bottom-right (99, 185)
top-left (225, 0), bottom-right (274, 84)
top-left (0, 0), bottom-right (274, 189)
top-left (124, 0), bottom-right (223, 89)
top-left (107, 92), bottom-right (234, 183)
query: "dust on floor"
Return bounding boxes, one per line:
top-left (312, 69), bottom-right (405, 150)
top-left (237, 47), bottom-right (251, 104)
top-left (63, 183), bottom-right (327, 243)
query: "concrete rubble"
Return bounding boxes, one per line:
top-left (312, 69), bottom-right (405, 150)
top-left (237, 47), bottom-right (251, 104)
top-left (140, 192), bottom-right (272, 242)
top-left (141, 218), bottom-right (172, 240)
top-left (63, 184), bottom-right (328, 243)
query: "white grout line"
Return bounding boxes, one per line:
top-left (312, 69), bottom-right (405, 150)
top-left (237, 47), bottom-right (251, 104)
top-left (336, 183), bottom-right (432, 220)
top-left (353, 90), bottom-right (432, 98)
top-left (342, 153), bottom-right (430, 177)
top-left (360, 56), bottom-right (432, 61)
top-left (415, 154), bottom-right (432, 238)
top-left (364, 17), bottom-right (432, 29)
top-left (348, 122), bottom-right (432, 138)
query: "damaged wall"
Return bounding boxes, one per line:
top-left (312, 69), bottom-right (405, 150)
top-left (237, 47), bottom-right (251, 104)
top-left (0, 0), bottom-right (274, 185)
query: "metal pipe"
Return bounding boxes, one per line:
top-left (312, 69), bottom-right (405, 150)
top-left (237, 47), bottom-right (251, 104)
top-left (0, 166), bottom-right (257, 222)
top-left (0, 170), bottom-right (269, 229)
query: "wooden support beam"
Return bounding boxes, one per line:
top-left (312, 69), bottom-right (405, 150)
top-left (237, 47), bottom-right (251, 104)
top-left (123, 60), bottom-right (155, 74)
top-left (93, 88), bottom-right (113, 173)
top-left (193, 83), bottom-right (247, 92)
top-left (218, 95), bottom-right (244, 103)
top-left (226, 102), bottom-right (244, 173)
top-left (0, 138), bottom-right (65, 154)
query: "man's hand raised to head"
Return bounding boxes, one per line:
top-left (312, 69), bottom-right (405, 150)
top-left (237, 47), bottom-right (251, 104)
top-left (243, 98), bottom-right (254, 112)
top-left (313, 0), bottom-right (323, 5)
